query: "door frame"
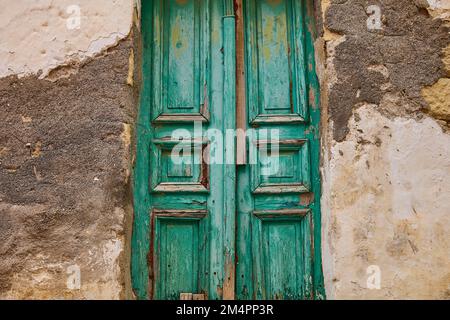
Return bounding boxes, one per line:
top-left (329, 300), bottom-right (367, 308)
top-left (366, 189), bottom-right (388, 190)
top-left (131, 0), bottom-right (325, 300)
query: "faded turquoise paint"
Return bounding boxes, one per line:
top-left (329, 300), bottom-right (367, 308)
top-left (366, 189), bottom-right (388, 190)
top-left (152, 0), bottom-right (210, 121)
top-left (245, 0), bottom-right (307, 124)
top-left (132, 0), bottom-right (233, 300)
top-left (131, 0), bottom-right (152, 300)
top-left (236, 0), bottom-right (325, 300)
top-left (222, 10), bottom-right (237, 299)
top-left (132, 0), bottom-right (324, 300)
top-left (305, 0), bottom-right (326, 299)
top-left (251, 213), bottom-right (313, 299)
top-left (156, 218), bottom-right (201, 299)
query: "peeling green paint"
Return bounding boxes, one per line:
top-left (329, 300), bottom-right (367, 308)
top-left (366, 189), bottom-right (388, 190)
top-left (132, 0), bottom-right (324, 300)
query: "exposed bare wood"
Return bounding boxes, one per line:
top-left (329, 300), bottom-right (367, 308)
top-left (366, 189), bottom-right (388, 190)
top-left (152, 137), bottom-right (208, 145)
top-left (253, 183), bottom-right (309, 194)
top-left (253, 209), bottom-right (310, 219)
top-left (251, 114), bottom-right (305, 124)
top-left (153, 209), bottom-right (208, 218)
top-left (255, 139), bottom-right (307, 146)
top-left (180, 293), bottom-right (193, 300)
top-left (192, 294), bottom-right (206, 300)
top-left (154, 114), bottom-right (209, 123)
top-left (154, 182), bottom-right (209, 193)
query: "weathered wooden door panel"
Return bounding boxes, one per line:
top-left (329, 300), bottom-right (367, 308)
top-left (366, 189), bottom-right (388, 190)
top-left (132, 0), bottom-right (235, 300)
top-left (245, 0), bottom-right (307, 124)
top-left (252, 213), bottom-right (312, 299)
top-left (149, 0), bottom-right (212, 300)
top-left (236, 0), bottom-right (323, 300)
top-left (154, 213), bottom-right (207, 300)
top-left (152, 0), bottom-right (211, 122)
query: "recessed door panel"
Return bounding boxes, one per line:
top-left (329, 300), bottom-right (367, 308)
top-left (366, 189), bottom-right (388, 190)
top-left (245, 0), bottom-right (308, 124)
top-left (154, 214), bottom-right (206, 299)
top-left (251, 211), bottom-right (313, 299)
top-left (152, 0), bottom-right (211, 122)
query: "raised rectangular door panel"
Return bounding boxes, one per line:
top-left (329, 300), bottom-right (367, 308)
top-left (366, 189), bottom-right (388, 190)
top-left (250, 139), bottom-right (311, 194)
top-left (251, 210), bottom-right (313, 299)
top-left (152, 0), bottom-right (211, 122)
top-left (154, 213), bottom-right (205, 300)
top-left (244, 0), bottom-right (308, 124)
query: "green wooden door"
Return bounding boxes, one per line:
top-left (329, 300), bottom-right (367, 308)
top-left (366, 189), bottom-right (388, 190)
top-left (236, 0), bottom-right (324, 300)
top-left (132, 0), bottom-right (235, 300)
top-left (132, 0), bottom-right (324, 300)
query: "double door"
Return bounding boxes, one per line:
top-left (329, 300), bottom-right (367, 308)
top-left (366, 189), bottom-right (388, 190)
top-left (132, 0), bottom-right (324, 300)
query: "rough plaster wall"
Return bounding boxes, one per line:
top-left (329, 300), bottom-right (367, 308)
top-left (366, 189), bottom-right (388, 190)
top-left (0, 0), bottom-right (136, 299)
top-left (0, 0), bottom-right (133, 79)
top-left (320, 0), bottom-right (450, 299)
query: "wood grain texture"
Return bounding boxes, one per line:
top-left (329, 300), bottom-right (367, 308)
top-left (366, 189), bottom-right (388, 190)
top-left (236, 0), bottom-right (247, 165)
top-left (222, 2), bottom-right (236, 299)
top-left (132, 0), bottom-right (227, 300)
top-left (244, 0), bottom-right (308, 125)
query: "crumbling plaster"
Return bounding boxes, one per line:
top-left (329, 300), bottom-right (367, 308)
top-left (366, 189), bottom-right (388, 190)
top-left (320, 0), bottom-right (450, 299)
top-left (0, 0), bottom-right (134, 79)
top-left (0, 0), bottom-right (137, 299)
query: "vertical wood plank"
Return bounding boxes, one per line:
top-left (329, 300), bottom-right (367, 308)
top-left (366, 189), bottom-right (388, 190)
top-left (207, 0), bottom-right (225, 300)
top-left (131, 0), bottom-right (153, 300)
top-left (304, 0), bottom-right (326, 299)
top-left (235, 0), bottom-right (247, 165)
top-left (222, 0), bottom-right (236, 300)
